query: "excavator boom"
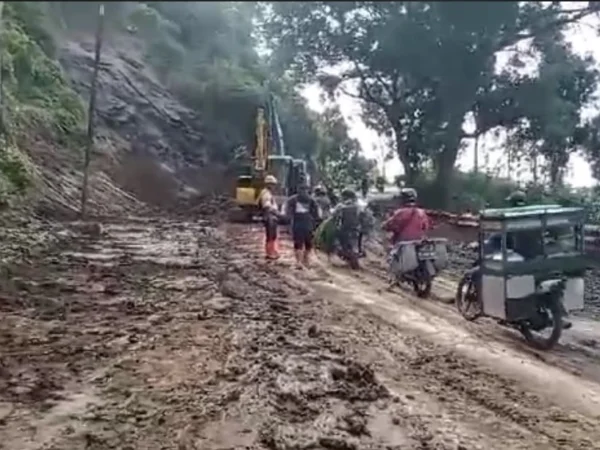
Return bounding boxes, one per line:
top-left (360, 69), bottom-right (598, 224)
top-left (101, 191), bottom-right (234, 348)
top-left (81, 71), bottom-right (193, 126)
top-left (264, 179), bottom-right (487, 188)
top-left (230, 90), bottom-right (309, 223)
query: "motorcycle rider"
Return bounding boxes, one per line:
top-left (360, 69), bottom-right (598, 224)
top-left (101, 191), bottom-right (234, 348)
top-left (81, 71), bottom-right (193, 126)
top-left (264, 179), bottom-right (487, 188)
top-left (285, 182), bottom-right (320, 268)
top-left (382, 188), bottom-right (431, 245)
top-left (258, 175), bottom-right (281, 260)
top-left (357, 196), bottom-right (374, 257)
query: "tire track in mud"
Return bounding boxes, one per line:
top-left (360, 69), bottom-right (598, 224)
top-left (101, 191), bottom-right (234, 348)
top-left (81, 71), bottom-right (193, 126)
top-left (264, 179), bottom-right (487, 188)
top-left (2, 218), bottom-right (599, 450)
top-left (227, 223), bottom-right (600, 449)
top-left (308, 278), bottom-right (600, 450)
top-left (0, 219), bottom-right (421, 450)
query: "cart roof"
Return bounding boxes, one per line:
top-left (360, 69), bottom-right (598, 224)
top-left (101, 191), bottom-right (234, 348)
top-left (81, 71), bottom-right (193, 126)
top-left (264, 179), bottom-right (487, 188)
top-left (480, 204), bottom-right (584, 220)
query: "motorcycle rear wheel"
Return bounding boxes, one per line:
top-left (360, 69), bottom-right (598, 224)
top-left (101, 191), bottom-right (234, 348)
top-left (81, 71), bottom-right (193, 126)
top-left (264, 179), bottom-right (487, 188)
top-left (519, 296), bottom-right (563, 351)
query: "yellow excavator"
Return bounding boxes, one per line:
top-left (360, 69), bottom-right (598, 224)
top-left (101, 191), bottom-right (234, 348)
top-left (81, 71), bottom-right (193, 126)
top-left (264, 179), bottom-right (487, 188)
top-left (230, 96), bottom-right (308, 223)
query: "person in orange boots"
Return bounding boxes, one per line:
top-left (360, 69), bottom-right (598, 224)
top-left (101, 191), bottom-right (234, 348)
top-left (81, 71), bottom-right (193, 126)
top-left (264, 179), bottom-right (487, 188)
top-left (258, 175), bottom-right (281, 260)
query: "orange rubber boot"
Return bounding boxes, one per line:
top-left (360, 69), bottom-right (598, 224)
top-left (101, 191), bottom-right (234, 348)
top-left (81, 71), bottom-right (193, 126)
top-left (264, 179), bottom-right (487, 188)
top-left (266, 241), bottom-right (280, 260)
top-left (272, 240), bottom-right (281, 259)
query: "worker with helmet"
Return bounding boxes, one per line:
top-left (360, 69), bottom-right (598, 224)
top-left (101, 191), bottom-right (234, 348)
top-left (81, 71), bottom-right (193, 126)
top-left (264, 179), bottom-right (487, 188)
top-left (285, 182), bottom-right (320, 268)
top-left (382, 187), bottom-right (431, 246)
top-left (258, 174), bottom-right (281, 260)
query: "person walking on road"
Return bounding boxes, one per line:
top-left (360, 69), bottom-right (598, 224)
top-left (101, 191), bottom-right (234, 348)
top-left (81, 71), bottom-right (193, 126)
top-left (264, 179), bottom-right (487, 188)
top-left (258, 175), bottom-right (281, 260)
top-left (285, 183), bottom-right (320, 268)
top-left (313, 185), bottom-right (332, 223)
top-left (332, 188), bottom-right (362, 267)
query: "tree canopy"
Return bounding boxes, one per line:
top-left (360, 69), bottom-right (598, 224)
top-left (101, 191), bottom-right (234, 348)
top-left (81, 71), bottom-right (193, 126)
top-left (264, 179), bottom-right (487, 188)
top-left (262, 1), bottom-right (600, 206)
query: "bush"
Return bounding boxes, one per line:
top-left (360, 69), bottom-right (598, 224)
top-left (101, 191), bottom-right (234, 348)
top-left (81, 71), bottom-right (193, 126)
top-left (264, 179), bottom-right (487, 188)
top-left (0, 137), bottom-right (31, 203)
top-left (1, 18), bottom-right (85, 142)
top-left (0, 3), bottom-right (86, 200)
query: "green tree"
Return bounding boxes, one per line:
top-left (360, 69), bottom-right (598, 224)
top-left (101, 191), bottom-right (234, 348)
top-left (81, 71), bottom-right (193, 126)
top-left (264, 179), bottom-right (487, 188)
top-left (263, 2), bottom-right (600, 207)
top-left (314, 106), bottom-right (375, 190)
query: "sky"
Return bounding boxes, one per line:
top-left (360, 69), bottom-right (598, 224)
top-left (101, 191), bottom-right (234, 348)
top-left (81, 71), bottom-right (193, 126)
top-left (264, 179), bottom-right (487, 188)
top-left (300, 5), bottom-right (600, 188)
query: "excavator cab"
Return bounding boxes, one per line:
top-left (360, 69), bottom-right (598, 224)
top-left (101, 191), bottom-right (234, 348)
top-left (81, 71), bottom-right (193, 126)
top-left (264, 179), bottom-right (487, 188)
top-left (267, 154), bottom-right (294, 208)
top-left (291, 159), bottom-right (309, 195)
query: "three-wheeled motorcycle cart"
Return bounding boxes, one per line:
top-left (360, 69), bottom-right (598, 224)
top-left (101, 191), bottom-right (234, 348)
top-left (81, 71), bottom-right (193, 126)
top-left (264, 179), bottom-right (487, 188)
top-left (455, 205), bottom-right (587, 350)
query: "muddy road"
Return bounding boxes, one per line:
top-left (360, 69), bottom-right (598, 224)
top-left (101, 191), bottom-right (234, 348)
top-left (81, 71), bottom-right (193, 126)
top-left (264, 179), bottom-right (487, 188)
top-left (1, 218), bottom-right (599, 449)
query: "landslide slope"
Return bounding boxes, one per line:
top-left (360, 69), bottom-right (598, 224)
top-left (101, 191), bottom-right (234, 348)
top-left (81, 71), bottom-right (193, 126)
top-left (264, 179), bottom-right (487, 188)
top-left (57, 32), bottom-right (212, 214)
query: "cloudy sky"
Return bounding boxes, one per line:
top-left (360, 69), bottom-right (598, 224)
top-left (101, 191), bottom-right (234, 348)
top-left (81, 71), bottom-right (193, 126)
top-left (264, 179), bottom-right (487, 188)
top-left (300, 5), bottom-right (600, 188)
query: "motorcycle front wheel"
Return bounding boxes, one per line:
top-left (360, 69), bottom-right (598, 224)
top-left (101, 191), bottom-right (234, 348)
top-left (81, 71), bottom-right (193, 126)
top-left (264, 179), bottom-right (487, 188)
top-left (519, 296), bottom-right (563, 351)
top-left (455, 272), bottom-right (483, 321)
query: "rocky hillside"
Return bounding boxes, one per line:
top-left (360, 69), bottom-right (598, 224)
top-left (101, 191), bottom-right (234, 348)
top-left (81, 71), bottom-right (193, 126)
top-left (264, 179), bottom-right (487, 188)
top-left (56, 33), bottom-right (215, 213)
top-left (1, 2), bottom-right (353, 220)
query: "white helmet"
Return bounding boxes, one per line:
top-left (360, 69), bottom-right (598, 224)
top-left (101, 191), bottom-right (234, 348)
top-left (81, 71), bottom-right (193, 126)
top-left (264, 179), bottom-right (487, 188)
top-left (264, 174), bottom-right (277, 185)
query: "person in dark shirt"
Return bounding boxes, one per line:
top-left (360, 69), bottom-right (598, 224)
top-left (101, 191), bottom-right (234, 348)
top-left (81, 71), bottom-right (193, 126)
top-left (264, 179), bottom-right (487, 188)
top-left (332, 188), bottom-right (361, 262)
top-left (285, 183), bottom-right (320, 268)
top-left (314, 185), bottom-right (332, 223)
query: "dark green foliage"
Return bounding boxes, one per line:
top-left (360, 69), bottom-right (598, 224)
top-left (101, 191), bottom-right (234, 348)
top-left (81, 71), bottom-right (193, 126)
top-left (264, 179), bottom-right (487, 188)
top-left (263, 2), bottom-right (600, 207)
top-left (127, 2), bottom-right (368, 180)
top-left (314, 106), bottom-right (376, 190)
top-left (0, 2), bottom-right (86, 198)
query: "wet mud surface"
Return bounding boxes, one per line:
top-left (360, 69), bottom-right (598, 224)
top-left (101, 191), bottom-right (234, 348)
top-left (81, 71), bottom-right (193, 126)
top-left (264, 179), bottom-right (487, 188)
top-left (0, 218), bottom-right (599, 449)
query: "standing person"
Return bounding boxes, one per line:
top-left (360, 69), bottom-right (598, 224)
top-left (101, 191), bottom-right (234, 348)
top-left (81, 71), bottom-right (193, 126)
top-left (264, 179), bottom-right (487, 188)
top-left (332, 188), bottom-right (361, 268)
top-left (382, 188), bottom-right (431, 246)
top-left (357, 198), bottom-right (374, 257)
top-left (313, 185), bottom-right (332, 223)
top-left (360, 177), bottom-right (369, 199)
top-left (258, 175), bottom-right (281, 260)
top-left (285, 183), bottom-right (320, 268)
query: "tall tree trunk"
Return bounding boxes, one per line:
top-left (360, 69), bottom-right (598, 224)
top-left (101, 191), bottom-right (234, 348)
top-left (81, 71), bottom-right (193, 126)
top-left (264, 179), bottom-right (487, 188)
top-left (393, 126), bottom-right (417, 185)
top-left (431, 119), bottom-right (464, 209)
top-left (532, 150), bottom-right (538, 186)
top-left (473, 135), bottom-right (479, 173)
top-left (432, 148), bottom-right (458, 209)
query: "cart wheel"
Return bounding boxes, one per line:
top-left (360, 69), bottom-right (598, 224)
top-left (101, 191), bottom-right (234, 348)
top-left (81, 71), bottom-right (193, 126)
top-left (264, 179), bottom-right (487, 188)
top-left (520, 296), bottom-right (563, 351)
top-left (455, 272), bottom-right (482, 321)
top-left (413, 279), bottom-right (432, 298)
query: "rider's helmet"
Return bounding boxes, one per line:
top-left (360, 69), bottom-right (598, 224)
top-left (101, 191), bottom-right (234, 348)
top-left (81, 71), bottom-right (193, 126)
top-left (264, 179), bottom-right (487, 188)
top-left (400, 187), bottom-right (417, 205)
top-left (264, 174), bottom-right (278, 186)
top-left (341, 188), bottom-right (356, 202)
top-left (506, 190), bottom-right (526, 208)
top-left (314, 185), bottom-right (326, 195)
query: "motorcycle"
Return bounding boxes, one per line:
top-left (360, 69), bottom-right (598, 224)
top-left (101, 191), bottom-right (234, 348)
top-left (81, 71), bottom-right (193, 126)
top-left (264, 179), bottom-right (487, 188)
top-left (388, 238), bottom-right (448, 298)
top-left (315, 213), bottom-right (362, 270)
top-left (334, 232), bottom-right (361, 270)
